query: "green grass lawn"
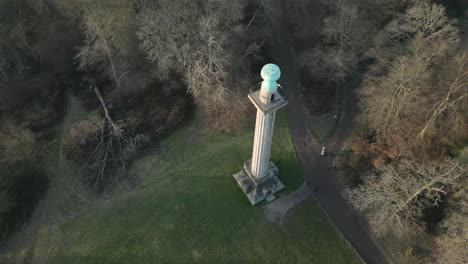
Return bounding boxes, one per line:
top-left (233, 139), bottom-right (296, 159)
top-left (18, 110), bottom-right (361, 263)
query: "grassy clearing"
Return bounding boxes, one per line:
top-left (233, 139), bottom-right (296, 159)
top-left (4, 109), bottom-right (361, 263)
top-left (305, 112), bottom-right (337, 143)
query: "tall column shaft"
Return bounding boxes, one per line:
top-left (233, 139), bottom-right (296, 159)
top-left (251, 109), bottom-right (276, 179)
top-left (233, 64), bottom-right (287, 205)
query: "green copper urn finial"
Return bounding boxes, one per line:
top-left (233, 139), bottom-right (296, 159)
top-left (261, 64), bottom-right (281, 93)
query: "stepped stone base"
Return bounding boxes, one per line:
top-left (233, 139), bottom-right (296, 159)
top-left (233, 160), bottom-right (285, 205)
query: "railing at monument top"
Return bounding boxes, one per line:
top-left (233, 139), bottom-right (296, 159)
top-left (250, 83), bottom-right (289, 101)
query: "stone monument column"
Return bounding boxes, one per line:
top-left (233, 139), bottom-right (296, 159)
top-left (251, 109), bottom-right (276, 179)
top-left (233, 64), bottom-right (288, 205)
top-left (251, 64), bottom-right (282, 179)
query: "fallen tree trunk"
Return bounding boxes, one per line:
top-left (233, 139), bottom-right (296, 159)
top-left (86, 83), bottom-right (147, 190)
top-left (93, 85), bottom-right (122, 136)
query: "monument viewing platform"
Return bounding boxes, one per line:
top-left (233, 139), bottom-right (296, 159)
top-left (248, 89), bottom-right (287, 114)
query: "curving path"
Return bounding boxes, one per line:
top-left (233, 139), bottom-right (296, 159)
top-left (264, 182), bottom-right (312, 225)
top-left (265, 1), bottom-right (390, 263)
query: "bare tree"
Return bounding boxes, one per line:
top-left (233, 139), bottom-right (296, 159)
top-left (321, 1), bottom-right (368, 50)
top-left (359, 55), bottom-right (431, 139)
top-left (372, 1), bottom-right (459, 62)
top-left (186, 15), bottom-right (232, 107)
top-left (418, 53), bottom-right (468, 139)
top-left (137, 0), bottom-right (248, 108)
top-left (136, 0), bottom-right (200, 80)
top-left (300, 0), bottom-right (372, 83)
top-left (359, 1), bottom-right (463, 151)
top-left (360, 50), bottom-right (467, 151)
top-left (74, 0), bottom-right (133, 87)
top-left (348, 159), bottom-right (465, 237)
top-left (403, 1), bottom-right (459, 64)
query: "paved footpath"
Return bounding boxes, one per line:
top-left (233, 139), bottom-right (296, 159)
top-left (264, 183), bottom-right (312, 225)
top-left (265, 1), bottom-right (391, 263)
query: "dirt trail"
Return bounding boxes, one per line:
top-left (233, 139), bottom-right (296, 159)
top-left (0, 91), bottom-right (90, 264)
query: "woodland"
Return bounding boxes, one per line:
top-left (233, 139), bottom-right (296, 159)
top-left (286, 0), bottom-right (467, 263)
top-left (0, 0), bottom-right (467, 263)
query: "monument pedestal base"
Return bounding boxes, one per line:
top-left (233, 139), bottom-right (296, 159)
top-left (232, 160), bottom-right (285, 205)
